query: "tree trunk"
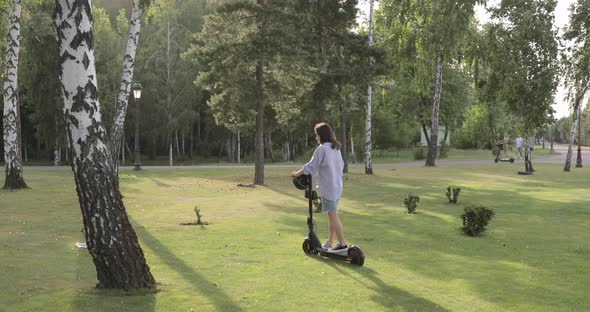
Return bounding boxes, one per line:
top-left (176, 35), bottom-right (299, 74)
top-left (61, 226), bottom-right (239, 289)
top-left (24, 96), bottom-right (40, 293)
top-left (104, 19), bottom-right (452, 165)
top-left (364, 0), bottom-right (375, 175)
top-left (426, 45), bottom-right (444, 167)
top-left (175, 130), bottom-right (180, 160)
top-left (169, 138), bottom-right (173, 166)
top-left (54, 129), bottom-right (60, 166)
top-left (254, 0), bottom-right (266, 185)
top-left (226, 137), bottom-right (232, 162)
top-left (237, 129), bottom-right (241, 163)
top-left (108, 0), bottom-right (142, 168)
top-left (421, 122), bottom-right (430, 148)
top-left (181, 131), bottom-right (185, 160)
top-left (54, 0), bottom-right (155, 289)
top-left (340, 105), bottom-right (348, 173)
top-left (267, 130), bottom-right (273, 162)
top-left (350, 124), bottom-right (356, 164)
top-left (3, 0), bottom-right (28, 189)
top-left (564, 106), bottom-right (580, 172)
top-left (189, 119), bottom-right (194, 159)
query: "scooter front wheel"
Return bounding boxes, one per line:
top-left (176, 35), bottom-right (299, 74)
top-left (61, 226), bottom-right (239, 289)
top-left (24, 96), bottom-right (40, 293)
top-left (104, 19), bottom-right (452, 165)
top-left (302, 238), bottom-right (318, 255)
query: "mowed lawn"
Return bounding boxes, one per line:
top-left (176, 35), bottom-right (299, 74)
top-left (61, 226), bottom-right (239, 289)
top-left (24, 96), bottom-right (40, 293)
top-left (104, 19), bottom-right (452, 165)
top-left (1, 163), bottom-right (589, 311)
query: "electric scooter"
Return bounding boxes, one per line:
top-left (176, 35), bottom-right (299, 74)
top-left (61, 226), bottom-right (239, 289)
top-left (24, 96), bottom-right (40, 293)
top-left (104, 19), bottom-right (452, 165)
top-left (292, 175), bottom-right (365, 266)
top-left (493, 141), bottom-right (515, 163)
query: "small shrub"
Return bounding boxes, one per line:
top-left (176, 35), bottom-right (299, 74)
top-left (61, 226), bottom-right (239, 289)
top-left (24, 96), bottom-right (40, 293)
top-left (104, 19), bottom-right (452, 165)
top-left (439, 144), bottom-right (449, 159)
top-left (446, 186), bottom-right (461, 204)
top-left (413, 148), bottom-right (427, 160)
top-left (460, 205), bottom-right (495, 237)
top-left (313, 195), bottom-right (323, 213)
top-left (194, 206), bottom-right (203, 225)
top-left (403, 194), bottom-right (420, 214)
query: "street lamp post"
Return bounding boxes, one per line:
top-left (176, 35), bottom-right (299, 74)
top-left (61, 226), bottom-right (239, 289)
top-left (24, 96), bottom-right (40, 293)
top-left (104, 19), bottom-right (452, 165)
top-left (576, 106), bottom-right (583, 168)
top-left (132, 82), bottom-right (142, 171)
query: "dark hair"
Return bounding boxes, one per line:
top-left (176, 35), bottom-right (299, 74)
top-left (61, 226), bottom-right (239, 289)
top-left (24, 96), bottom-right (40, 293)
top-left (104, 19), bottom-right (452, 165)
top-left (314, 122), bottom-right (341, 150)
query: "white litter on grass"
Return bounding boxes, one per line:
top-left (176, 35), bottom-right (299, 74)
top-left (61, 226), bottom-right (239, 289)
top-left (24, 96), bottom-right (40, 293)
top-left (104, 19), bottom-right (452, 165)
top-left (75, 242), bottom-right (87, 249)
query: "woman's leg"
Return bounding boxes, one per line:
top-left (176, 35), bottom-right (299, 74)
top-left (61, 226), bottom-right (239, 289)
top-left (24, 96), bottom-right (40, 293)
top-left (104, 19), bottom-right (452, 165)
top-left (327, 210), bottom-right (346, 245)
top-left (327, 219), bottom-right (336, 246)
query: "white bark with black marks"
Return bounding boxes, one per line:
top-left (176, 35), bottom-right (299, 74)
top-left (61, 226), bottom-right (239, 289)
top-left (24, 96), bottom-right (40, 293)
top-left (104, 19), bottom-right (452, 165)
top-left (109, 0), bottom-right (142, 168)
top-left (54, 0), bottom-right (155, 289)
top-left (3, 0), bottom-right (28, 189)
top-left (426, 46), bottom-right (444, 167)
top-left (365, 0), bottom-right (374, 175)
top-left (565, 106), bottom-right (580, 172)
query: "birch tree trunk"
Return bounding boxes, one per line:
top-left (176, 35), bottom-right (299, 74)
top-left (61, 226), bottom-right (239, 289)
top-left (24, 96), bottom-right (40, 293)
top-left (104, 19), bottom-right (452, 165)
top-left (109, 0), bottom-right (142, 168)
top-left (426, 45), bottom-right (444, 167)
top-left (54, 0), bottom-right (155, 289)
top-left (169, 139), bottom-right (173, 166)
top-left (564, 80), bottom-right (589, 171)
top-left (54, 130), bottom-right (60, 166)
top-left (565, 105), bottom-right (580, 172)
top-left (364, 0), bottom-right (375, 175)
top-left (3, 0), bottom-right (28, 189)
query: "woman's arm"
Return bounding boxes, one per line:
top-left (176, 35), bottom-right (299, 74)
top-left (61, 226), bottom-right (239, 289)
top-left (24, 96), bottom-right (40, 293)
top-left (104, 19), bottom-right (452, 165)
top-left (291, 146), bottom-right (324, 176)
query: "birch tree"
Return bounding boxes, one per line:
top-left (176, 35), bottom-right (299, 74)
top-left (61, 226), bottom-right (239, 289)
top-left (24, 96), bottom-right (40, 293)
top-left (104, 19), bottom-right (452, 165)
top-left (3, 0), bottom-right (28, 189)
top-left (365, 0), bottom-right (375, 175)
top-left (54, 0), bottom-right (155, 289)
top-left (109, 0), bottom-right (144, 168)
top-left (563, 0), bottom-right (590, 172)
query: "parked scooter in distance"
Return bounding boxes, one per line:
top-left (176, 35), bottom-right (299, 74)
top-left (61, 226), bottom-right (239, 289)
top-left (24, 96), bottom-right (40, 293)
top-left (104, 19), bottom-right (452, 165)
top-left (493, 142), bottom-right (515, 163)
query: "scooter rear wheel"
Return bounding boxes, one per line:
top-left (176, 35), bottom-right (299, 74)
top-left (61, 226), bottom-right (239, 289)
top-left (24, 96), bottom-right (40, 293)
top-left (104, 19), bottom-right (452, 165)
top-left (302, 238), bottom-right (318, 255)
top-left (348, 246), bottom-right (365, 266)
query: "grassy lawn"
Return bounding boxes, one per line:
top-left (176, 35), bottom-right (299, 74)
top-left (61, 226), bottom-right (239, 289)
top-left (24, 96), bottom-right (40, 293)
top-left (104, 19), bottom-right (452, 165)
top-left (1, 163), bottom-right (588, 311)
top-left (15, 146), bottom-right (556, 167)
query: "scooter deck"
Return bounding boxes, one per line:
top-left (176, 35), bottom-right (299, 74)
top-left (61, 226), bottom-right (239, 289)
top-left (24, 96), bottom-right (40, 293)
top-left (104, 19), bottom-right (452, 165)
top-left (317, 247), bottom-right (348, 258)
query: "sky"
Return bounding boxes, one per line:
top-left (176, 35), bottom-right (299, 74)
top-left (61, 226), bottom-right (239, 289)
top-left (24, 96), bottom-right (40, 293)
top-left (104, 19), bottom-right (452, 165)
top-left (357, 0), bottom-right (580, 119)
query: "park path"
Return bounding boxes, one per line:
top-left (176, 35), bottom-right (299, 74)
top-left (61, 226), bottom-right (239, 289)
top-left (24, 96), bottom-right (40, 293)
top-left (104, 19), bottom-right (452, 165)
top-left (22, 144), bottom-right (589, 171)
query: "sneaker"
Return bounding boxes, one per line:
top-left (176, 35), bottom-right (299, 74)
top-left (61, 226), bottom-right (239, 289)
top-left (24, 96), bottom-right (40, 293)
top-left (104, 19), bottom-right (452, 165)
top-left (321, 242), bottom-right (333, 250)
top-left (328, 242), bottom-right (348, 253)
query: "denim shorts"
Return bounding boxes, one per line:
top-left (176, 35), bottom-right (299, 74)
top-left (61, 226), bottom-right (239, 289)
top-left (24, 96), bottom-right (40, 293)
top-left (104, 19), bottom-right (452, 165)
top-left (322, 198), bottom-right (339, 214)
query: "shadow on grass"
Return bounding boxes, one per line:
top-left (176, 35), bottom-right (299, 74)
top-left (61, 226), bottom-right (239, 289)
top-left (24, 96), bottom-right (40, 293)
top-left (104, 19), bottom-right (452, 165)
top-left (131, 217), bottom-right (243, 311)
top-left (309, 256), bottom-right (450, 311)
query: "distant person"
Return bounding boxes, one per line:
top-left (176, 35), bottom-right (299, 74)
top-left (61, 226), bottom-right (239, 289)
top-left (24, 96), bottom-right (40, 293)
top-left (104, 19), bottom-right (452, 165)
top-left (515, 135), bottom-right (524, 159)
top-left (291, 122), bottom-right (348, 252)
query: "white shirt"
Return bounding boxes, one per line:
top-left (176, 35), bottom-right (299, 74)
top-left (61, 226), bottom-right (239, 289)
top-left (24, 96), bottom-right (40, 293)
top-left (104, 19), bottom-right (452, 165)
top-left (302, 143), bottom-right (344, 201)
top-left (516, 137), bottom-right (523, 148)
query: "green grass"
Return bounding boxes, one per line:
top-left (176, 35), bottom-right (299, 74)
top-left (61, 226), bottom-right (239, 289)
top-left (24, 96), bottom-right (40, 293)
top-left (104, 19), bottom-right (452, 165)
top-left (1, 163), bottom-right (588, 311)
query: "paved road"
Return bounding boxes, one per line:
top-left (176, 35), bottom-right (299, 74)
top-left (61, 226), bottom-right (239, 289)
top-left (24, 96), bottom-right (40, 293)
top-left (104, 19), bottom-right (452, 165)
top-left (21, 144), bottom-right (590, 171)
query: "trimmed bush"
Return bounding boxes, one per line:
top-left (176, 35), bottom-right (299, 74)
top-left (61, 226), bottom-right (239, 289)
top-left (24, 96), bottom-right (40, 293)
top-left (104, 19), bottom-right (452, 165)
top-left (413, 148), bottom-right (426, 160)
top-left (403, 194), bottom-right (420, 214)
top-left (460, 205), bottom-right (495, 237)
top-left (446, 186), bottom-right (461, 204)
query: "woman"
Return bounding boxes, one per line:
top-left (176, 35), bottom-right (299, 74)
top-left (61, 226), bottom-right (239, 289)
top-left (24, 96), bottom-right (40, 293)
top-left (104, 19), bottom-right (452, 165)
top-left (291, 122), bottom-right (347, 252)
